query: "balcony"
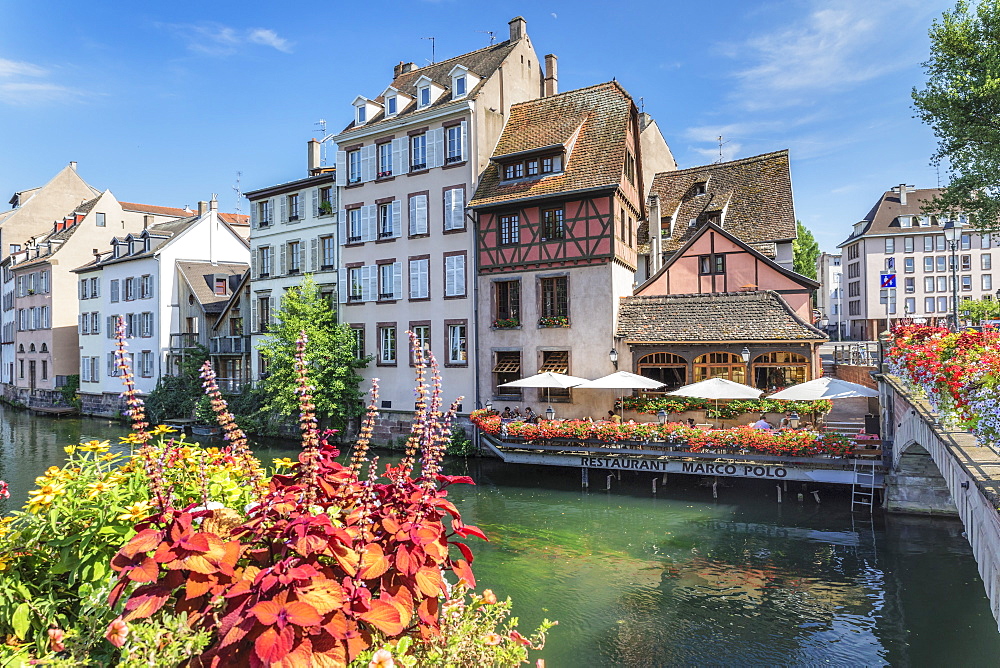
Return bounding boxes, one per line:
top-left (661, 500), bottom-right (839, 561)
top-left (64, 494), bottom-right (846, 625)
top-left (216, 377), bottom-right (249, 394)
top-left (210, 335), bottom-right (250, 355)
top-left (169, 332), bottom-right (202, 353)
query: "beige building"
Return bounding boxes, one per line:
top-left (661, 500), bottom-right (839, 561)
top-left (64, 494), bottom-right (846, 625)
top-left (331, 17), bottom-right (546, 421)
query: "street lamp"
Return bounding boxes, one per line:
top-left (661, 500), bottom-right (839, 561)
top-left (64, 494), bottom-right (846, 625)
top-left (544, 406), bottom-right (555, 421)
top-left (789, 411), bottom-right (800, 429)
top-left (943, 219), bottom-right (964, 331)
top-left (657, 409), bottom-right (668, 425)
top-left (485, 400), bottom-right (493, 414)
top-left (740, 346), bottom-right (751, 385)
top-left (609, 348), bottom-right (619, 370)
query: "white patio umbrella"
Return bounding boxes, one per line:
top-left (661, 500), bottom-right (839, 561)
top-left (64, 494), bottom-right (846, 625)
top-left (667, 377), bottom-right (763, 426)
top-left (575, 371), bottom-right (665, 418)
top-left (498, 372), bottom-right (589, 415)
top-left (766, 377), bottom-right (879, 401)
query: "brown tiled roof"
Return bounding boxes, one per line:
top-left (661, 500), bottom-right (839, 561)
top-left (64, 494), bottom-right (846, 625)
top-left (339, 39), bottom-right (520, 134)
top-left (617, 291), bottom-right (827, 342)
top-left (469, 82), bottom-right (633, 208)
top-left (642, 151), bottom-right (796, 255)
top-left (75, 196), bottom-right (101, 215)
top-left (837, 187), bottom-right (944, 246)
top-left (120, 202), bottom-right (192, 217)
top-left (177, 262), bottom-right (249, 314)
top-left (219, 213), bottom-right (249, 226)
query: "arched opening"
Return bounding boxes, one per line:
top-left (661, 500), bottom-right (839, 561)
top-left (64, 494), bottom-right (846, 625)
top-left (40, 343), bottom-right (48, 353)
top-left (28, 343), bottom-right (35, 353)
top-left (17, 344), bottom-right (24, 353)
top-left (693, 352), bottom-right (746, 384)
top-left (752, 351), bottom-right (810, 389)
top-left (636, 352), bottom-right (687, 391)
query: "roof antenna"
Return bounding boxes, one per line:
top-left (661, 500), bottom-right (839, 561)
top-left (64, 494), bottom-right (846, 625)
top-left (422, 36), bottom-right (436, 64)
top-left (639, 96), bottom-right (644, 113)
top-left (716, 135), bottom-right (730, 163)
top-left (232, 172), bottom-right (242, 215)
top-left (315, 119), bottom-right (328, 165)
top-left (477, 30), bottom-right (496, 44)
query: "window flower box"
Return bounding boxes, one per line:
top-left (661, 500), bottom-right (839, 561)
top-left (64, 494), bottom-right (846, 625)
top-left (492, 318), bottom-right (520, 329)
top-left (538, 316), bottom-right (569, 328)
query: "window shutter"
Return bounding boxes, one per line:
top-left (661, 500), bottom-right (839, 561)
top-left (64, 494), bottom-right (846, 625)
top-left (78, 280), bottom-right (83, 300)
top-left (147, 278), bottom-right (154, 300)
top-left (392, 261), bottom-right (402, 299)
top-left (443, 190), bottom-right (453, 230)
top-left (338, 268), bottom-right (348, 304)
top-left (267, 200), bottom-right (274, 223)
top-left (250, 202), bottom-right (257, 228)
top-left (81, 358), bottom-right (88, 382)
top-left (460, 120), bottom-right (468, 161)
top-left (445, 257), bottom-right (456, 296)
top-left (367, 265), bottom-right (378, 302)
top-left (107, 352), bottom-right (114, 378)
top-left (251, 251), bottom-right (258, 279)
top-left (338, 210), bottom-right (347, 245)
top-left (310, 238), bottom-right (319, 271)
top-left (412, 195), bottom-right (428, 235)
top-left (269, 297), bottom-right (276, 327)
top-left (78, 314), bottom-right (83, 334)
top-left (432, 128), bottom-right (445, 168)
top-left (456, 255), bottom-right (465, 295)
top-left (362, 145), bottom-right (376, 183)
top-left (312, 189), bottom-right (319, 218)
top-left (336, 151), bottom-right (347, 186)
top-left (392, 137), bottom-right (409, 177)
top-left (426, 128), bottom-right (438, 168)
top-left (251, 299), bottom-right (258, 333)
top-left (391, 200), bottom-right (401, 237)
top-left (280, 196), bottom-right (287, 224)
top-left (409, 261), bottom-right (419, 299)
top-left (454, 188), bottom-right (465, 229)
top-left (280, 244), bottom-right (287, 275)
top-left (363, 205), bottom-right (377, 242)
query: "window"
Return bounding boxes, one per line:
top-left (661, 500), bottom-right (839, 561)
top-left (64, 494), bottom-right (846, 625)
top-left (938, 296), bottom-right (948, 312)
top-left (40, 270), bottom-right (49, 293)
top-left (500, 214), bottom-right (520, 245)
top-left (504, 163), bottom-right (524, 180)
top-left (983, 234), bottom-right (993, 249)
top-left (348, 150), bottom-right (362, 184)
top-left (905, 297), bottom-right (916, 313)
top-left (501, 154), bottom-right (562, 181)
top-left (350, 326), bottom-right (364, 358)
top-left (214, 278), bottom-right (227, 296)
top-left (752, 352), bottom-right (810, 388)
top-left (901, 216), bottom-right (913, 228)
top-left (925, 277), bottom-right (935, 292)
top-left (447, 322), bottom-right (467, 365)
top-left (984, 274), bottom-right (993, 291)
top-left (378, 263), bottom-right (399, 300)
top-left (230, 317), bottom-right (243, 336)
top-left (904, 236), bottom-right (914, 253)
top-left (540, 276), bottom-right (568, 320)
top-left (257, 297), bottom-right (270, 333)
top-left (885, 257), bottom-right (895, 271)
top-left (320, 235), bottom-right (335, 269)
top-left (259, 247), bottom-right (272, 277)
top-left (348, 208), bottom-right (362, 243)
top-left (90, 311), bottom-right (98, 334)
top-left (90, 277), bottom-right (99, 297)
top-left (386, 96), bottom-right (397, 116)
top-left (527, 159), bottom-right (539, 176)
top-left (848, 282), bottom-right (860, 297)
top-left (962, 234), bottom-right (972, 250)
top-left (936, 236), bottom-right (946, 252)
top-left (140, 275), bottom-right (153, 299)
top-left (698, 254), bottom-right (726, 275)
top-left (257, 200), bottom-right (272, 226)
top-left (983, 254), bottom-right (992, 270)
top-left (80, 279), bottom-right (89, 300)
top-left (624, 151), bottom-right (636, 185)
top-left (495, 280), bottom-right (520, 324)
top-left (924, 236), bottom-right (934, 252)
top-left (418, 85), bottom-right (430, 108)
top-left (905, 277), bottom-right (915, 293)
top-left (409, 258), bottom-right (429, 300)
top-left (356, 105), bottom-right (366, 125)
top-left (444, 254), bottom-right (466, 297)
top-left (378, 142), bottom-right (392, 179)
top-left (962, 275), bottom-right (972, 291)
top-left (348, 267), bottom-right (365, 302)
top-left (937, 276), bottom-right (948, 292)
top-left (693, 352), bottom-right (746, 384)
top-left (454, 75), bottom-right (466, 97)
top-left (288, 241), bottom-right (301, 274)
top-left (885, 238), bottom-right (895, 254)
top-left (693, 181), bottom-right (707, 196)
top-left (924, 257), bottom-right (934, 272)
top-left (904, 257), bottom-right (914, 273)
top-left (410, 324), bottom-right (431, 364)
top-left (542, 208), bottom-right (564, 240)
top-left (318, 187), bottom-right (333, 216)
top-left (847, 263), bottom-right (860, 279)
top-left (409, 194), bottom-right (428, 235)
top-left (411, 134), bottom-right (427, 171)
top-left (288, 194), bottom-right (300, 221)
top-left (378, 203), bottom-right (393, 238)
top-left (446, 125), bottom-right (464, 163)
top-left (96, 213), bottom-right (106, 227)
top-left (849, 300), bottom-right (861, 315)
top-left (493, 351), bottom-right (522, 398)
top-left (920, 216), bottom-right (932, 227)
top-left (378, 325), bottom-right (396, 364)
top-left (443, 187), bottom-right (465, 231)
top-left (124, 277), bottom-right (136, 301)
top-left (937, 256), bottom-right (947, 272)
top-left (139, 351), bottom-right (154, 378)
top-left (962, 255), bottom-right (972, 271)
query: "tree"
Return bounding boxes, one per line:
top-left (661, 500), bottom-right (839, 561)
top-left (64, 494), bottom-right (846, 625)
top-left (960, 297), bottom-right (1000, 324)
top-left (257, 275), bottom-right (367, 429)
top-left (792, 220), bottom-right (820, 279)
top-left (145, 343), bottom-right (209, 424)
top-left (912, 0), bottom-right (1000, 231)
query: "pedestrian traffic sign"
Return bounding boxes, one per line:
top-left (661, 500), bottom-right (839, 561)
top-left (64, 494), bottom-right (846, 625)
top-left (880, 273), bottom-right (896, 288)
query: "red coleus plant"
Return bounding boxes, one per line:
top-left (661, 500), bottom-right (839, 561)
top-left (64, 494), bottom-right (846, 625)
top-left (108, 331), bottom-right (486, 666)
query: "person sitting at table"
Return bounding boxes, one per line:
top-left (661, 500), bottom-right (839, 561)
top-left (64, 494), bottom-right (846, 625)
top-left (501, 407), bottom-right (513, 419)
top-left (524, 407), bottom-right (537, 423)
top-left (779, 412), bottom-right (792, 429)
top-left (752, 414), bottom-right (773, 430)
top-left (686, 418), bottom-right (697, 428)
top-left (608, 410), bottom-right (622, 424)
top-left (513, 407), bottom-right (522, 419)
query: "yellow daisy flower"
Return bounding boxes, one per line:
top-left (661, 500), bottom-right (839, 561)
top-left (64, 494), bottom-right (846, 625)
top-left (85, 480), bottom-right (119, 498)
top-left (149, 425), bottom-right (178, 436)
top-left (273, 457), bottom-right (296, 470)
top-left (119, 434), bottom-right (143, 445)
top-left (64, 446), bottom-right (77, 455)
top-left (27, 483), bottom-right (66, 512)
top-left (117, 501), bottom-right (152, 521)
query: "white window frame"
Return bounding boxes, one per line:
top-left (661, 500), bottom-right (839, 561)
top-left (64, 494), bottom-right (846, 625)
top-left (447, 323), bottom-right (467, 365)
top-left (379, 326), bottom-right (396, 364)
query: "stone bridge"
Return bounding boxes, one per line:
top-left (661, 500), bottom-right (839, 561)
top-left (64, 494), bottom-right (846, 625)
top-left (880, 374), bottom-right (1000, 628)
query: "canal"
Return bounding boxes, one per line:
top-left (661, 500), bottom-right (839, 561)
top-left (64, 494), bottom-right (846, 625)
top-left (1, 404), bottom-right (998, 666)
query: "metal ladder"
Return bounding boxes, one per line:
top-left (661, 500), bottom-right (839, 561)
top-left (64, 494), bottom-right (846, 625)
top-left (851, 458), bottom-right (879, 512)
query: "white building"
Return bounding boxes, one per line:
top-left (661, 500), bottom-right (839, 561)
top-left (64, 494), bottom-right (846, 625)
top-left (838, 185), bottom-right (1000, 339)
top-left (74, 200), bottom-right (249, 416)
top-left (246, 156), bottom-right (337, 379)
top-left (816, 252), bottom-right (844, 340)
top-left (330, 16), bottom-right (544, 429)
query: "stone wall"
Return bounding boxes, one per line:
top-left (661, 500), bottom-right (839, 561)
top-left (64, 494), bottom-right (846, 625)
top-left (835, 364), bottom-right (877, 389)
top-left (79, 392), bottom-right (125, 419)
top-left (1, 384), bottom-right (72, 411)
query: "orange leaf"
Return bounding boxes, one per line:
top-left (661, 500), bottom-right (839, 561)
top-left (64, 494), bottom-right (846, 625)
top-left (359, 543), bottom-right (389, 580)
top-left (254, 625), bottom-right (294, 664)
top-left (126, 557), bottom-right (159, 583)
top-left (417, 596), bottom-right (439, 626)
top-left (122, 528), bottom-right (164, 556)
top-left (185, 573), bottom-right (214, 600)
top-left (358, 599), bottom-right (404, 636)
top-left (414, 567), bottom-right (444, 598)
top-left (331, 543), bottom-right (359, 576)
top-left (296, 580), bottom-right (346, 615)
top-left (251, 600), bottom-right (282, 626)
top-left (176, 553), bottom-right (217, 574)
top-left (285, 601), bottom-right (322, 627)
top-left (395, 545), bottom-right (413, 575)
top-left (381, 516), bottom-right (400, 534)
top-left (451, 558), bottom-right (476, 588)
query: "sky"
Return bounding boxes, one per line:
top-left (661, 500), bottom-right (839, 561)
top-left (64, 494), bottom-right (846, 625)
top-left (0, 0), bottom-right (955, 253)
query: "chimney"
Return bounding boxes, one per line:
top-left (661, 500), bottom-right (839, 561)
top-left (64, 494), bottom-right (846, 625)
top-left (898, 183), bottom-right (908, 206)
top-left (544, 54), bottom-right (558, 96)
top-left (393, 61), bottom-right (405, 78)
top-left (509, 16), bottom-right (526, 42)
top-left (69, 161), bottom-right (77, 171)
top-left (648, 194), bottom-right (663, 275)
top-left (93, 248), bottom-right (100, 260)
top-left (209, 195), bottom-right (218, 212)
top-left (144, 214), bottom-right (153, 229)
top-left (308, 139), bottom-right (321, 174)
top-left (198, 201), bottom-right (208, 216)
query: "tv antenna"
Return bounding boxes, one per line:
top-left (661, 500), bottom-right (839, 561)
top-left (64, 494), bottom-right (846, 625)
top-left (232, 172), bottom-right (243, 215)
top-left (477, 30), bottom-right (496, 44)
top-left (716, 135), bottom-right (730, 163)
top-left (315, 119), bottom-right (329, 165)
top-left (639, 96), bottom-right (644, 113)
top-left (422, 36), bottom-right (436, 63)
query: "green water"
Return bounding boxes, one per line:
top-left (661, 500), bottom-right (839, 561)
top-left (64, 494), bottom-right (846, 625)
top-left (1, 404), bottom-right (998, 666)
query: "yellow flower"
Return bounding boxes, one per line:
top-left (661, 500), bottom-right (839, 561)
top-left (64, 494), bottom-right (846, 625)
top-left (273, 457), bottom-right (296, 471)
top-left (80, 440), bottom-right (111, 452)
top-left (0, 517), bottom-right (14, 538)
top-left (119, 434), bottom-right (143, 445)
top-left (117, 501), bottom-right (152, 521)
top-left (149, 424), bottom-right (178, 436)
top-left (27, 483), bottom-right (66, 512)
top-left (0, 556), bottom-right (11, 572)
top-left (64, 446), bottom-right (77, 455)
top-left (85, 480), bottom-right (119, 498)
top-left (99, 453), bottom-right (120, 462)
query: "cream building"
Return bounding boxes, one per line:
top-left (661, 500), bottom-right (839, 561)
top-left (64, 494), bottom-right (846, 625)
top-left (816, 252), bottom-right (844, 340)
top-left (330, 17), bottom-right (545, 423)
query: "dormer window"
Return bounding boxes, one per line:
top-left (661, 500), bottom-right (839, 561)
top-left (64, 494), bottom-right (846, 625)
top-left (414, 75), bottom-right (445, 109)
top-left (900, 215), bottom-right (913, 228)
top-left (454, 76), bottom-right (466, 97)
top-left (499, 152), bottom-right (563, 182)
top-left (919, 215), bottom-right (932, 227)
top-left (386, 96), bottom-right (397, 116)
top-left (352, 96), bottom-right (381, 126)
top-left (693, 181), bottom-right (707, 196)
top-left (419, 85), bottom-right (430, 108)
top-left (357, 106), bottom-right (367, 124)
top-left (448, 65), bottom-right (478, 100)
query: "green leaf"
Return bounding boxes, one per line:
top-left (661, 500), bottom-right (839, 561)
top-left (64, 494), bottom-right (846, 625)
top-left (12, 602), bottom-right (30, 640)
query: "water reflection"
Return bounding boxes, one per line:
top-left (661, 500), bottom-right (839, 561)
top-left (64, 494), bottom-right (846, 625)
top-left (1, 405), bottom-right (998, 666)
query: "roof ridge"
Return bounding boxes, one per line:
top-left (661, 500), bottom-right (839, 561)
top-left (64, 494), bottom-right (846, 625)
top-left (401, 39), bottom-right (514, 78)
top-left (659, 149), bottom-right (789, 176)
top-left (508, 80), bottom-right (627, 110)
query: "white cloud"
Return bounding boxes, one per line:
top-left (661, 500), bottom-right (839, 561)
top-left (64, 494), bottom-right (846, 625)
top-left (0, 58), bottom-right (85, 106)
top-left (0, 59), bottom-right (47, 78)
top-left (168, 23), bottom-right (293, 56)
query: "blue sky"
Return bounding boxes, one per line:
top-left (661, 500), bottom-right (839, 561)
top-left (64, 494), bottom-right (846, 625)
top-left (0, 0), bottom-right (953, 252)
